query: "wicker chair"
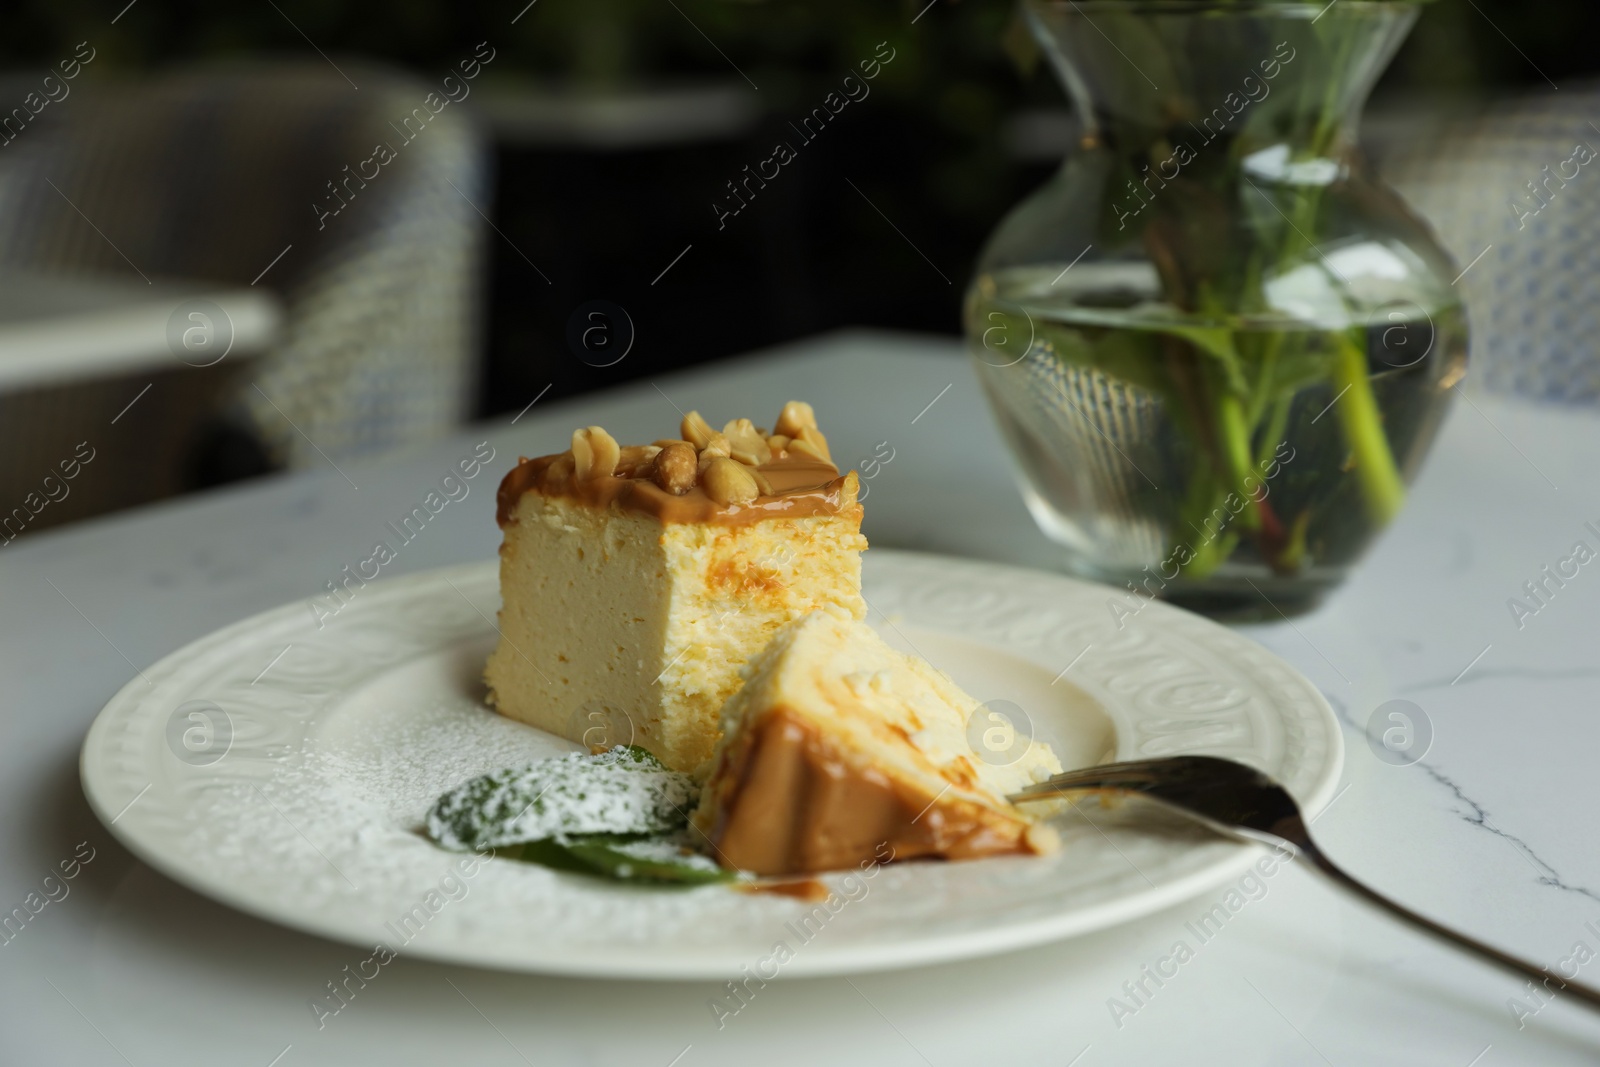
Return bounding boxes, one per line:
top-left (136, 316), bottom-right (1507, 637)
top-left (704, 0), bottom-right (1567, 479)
top-left (0, 61), bottom-right (487, 529)
top-left (1372, 86), bottom-right (1600, 404)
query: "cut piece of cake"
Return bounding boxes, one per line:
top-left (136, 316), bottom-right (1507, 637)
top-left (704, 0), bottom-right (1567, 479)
top-left (693, 611), bottom-right (1063, 875)
top-left (486, 403), bottom-right (867, 774)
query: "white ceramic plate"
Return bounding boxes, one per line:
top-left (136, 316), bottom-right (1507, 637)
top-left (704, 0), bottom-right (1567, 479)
top-left (81, 551), bottom-right (1341, 979)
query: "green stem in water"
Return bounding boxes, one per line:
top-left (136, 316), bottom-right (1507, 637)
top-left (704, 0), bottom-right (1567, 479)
top-left (1332, 330), bottom-right (1405, 525)
top-left (1177, 364), bottom-right (1267, 578)
top-left (1186, 529), bottom-right (1240, 577)
top-left (1215, 389), bottom-right (1260, 533)
top-left (1256, 394), bottom-right (1292, 470)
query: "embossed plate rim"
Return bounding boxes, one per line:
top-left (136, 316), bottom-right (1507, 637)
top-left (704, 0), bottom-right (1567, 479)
top-left (81, 550), bottom-right (1343, 979)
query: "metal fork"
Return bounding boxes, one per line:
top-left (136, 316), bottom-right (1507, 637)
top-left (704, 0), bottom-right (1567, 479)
top-left (1010, 755), bottom-right (1600, 1014)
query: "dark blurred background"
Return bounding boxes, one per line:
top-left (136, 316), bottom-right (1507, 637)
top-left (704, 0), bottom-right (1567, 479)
top-left (0, 0), bottom-right (1590, 534)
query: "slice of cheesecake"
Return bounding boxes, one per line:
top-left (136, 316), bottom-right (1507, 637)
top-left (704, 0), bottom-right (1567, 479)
top-left (486, 403), bottom-right (867, 774)
top-left (693, 611), bottom-right (1063, 875)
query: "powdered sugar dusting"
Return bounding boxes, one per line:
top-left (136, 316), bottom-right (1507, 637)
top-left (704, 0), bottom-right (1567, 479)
top-left (424, 746), bottom-right (698, 851)
top-left (313, 692), bottom-right (570, 827)
top-left (168, 678), bottom-right (810, 953)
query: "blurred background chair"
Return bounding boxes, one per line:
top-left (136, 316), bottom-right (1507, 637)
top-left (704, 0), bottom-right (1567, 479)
top-left (1372, 84), bottom-right (1600, 405)
top-left (0, 62), bottom-right (487, 531)
top-left (0, 0), bottom-right (1593, 540)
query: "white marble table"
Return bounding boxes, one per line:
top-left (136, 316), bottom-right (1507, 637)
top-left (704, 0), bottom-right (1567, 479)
top-left (2, 330), bottom-right (1596, 1066)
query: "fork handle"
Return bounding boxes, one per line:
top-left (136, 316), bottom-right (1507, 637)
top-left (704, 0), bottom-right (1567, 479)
top-left (1298, 841), bottom-right (1600, 1014)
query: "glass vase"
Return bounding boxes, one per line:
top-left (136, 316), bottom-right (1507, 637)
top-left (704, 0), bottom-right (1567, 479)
top-left (966, 0), bottom-right (1467, 617)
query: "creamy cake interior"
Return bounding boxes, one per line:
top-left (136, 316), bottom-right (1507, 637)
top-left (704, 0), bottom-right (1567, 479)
top-left (694, 611), bottom-right (1063, 875)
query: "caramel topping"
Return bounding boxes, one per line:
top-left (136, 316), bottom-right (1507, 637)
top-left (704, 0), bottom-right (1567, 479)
top-left (696, 708), bottom-right (1037, 876)
top-left (495, 401), bottom-right (857, 526)
top-left (497, 453), bottom-right (851, 526)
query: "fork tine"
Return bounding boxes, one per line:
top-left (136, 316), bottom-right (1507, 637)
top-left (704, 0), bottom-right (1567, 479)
top-left (1010, 760), bottom-right (1166, 800)
top-left (1009, 755), bottom-right (1271, 804)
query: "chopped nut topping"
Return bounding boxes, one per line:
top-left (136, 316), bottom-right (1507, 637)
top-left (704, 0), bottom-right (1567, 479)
top-left (681, 411), bottom-right (717, 450)
top-left (571, 426), bottom-right (621, 482)
top-left (792, 425), bottom-right (831, 462)
top-left (775, 401), bottom-right (817, 439)
top-left (723, 418), bottom-right (773, 467)
top-left (651, 443), bottom-right (697, 495)
top-left (525, 400), bottom-right (837, 509)
top-left (614, 444), bottom-right (661, 478)
top-left (702, 457), bottom-right (760, 505)
top-left (788, 437), bottom-right (826, 462)
top-left (698, 433), bottom-right (731, 461)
